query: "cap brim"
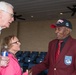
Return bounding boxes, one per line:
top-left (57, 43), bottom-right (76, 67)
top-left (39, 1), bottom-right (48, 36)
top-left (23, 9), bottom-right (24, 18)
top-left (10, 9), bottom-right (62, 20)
top-left (50, 24), bottom-right (56, 28)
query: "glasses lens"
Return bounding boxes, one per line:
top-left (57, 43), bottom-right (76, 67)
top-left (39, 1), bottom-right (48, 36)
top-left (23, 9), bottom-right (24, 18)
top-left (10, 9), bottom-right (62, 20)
top-left (11, 41), bottom-right (19, 45)
top-left (2, 10), bottom-right (14, 17)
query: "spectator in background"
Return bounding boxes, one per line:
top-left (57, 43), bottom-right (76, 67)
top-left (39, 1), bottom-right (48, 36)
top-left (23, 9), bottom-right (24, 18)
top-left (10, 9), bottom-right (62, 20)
top-left (29, 19), bottom-right (76, 75)
top-left (0, 1), bottom-right (14, 67)
top-left (0, 35), bottom-right (28, 75)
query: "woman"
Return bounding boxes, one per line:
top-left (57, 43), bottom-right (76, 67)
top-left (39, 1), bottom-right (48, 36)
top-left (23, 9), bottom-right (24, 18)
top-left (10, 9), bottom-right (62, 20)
top-left (0, 35), bottom-right (28, 75)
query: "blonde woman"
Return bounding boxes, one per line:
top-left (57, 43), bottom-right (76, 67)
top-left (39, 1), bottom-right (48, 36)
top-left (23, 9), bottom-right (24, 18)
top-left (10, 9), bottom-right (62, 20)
top-left (0, 35), bottom-right (28, 75)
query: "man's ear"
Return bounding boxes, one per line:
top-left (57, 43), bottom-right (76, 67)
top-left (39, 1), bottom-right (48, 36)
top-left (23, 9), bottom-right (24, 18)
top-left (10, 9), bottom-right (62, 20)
top-left (66, 28), bottom-right (71, 34)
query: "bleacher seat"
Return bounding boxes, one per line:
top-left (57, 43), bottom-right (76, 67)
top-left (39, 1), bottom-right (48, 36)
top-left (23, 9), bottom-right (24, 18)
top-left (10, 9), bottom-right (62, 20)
top-left (43, 69), bottom-right (48, 74)
top-left (40, 52), bottom-right (47, 56)
top-left (28, 63), bottom-right (36, 69)
top-left (24, 57), bottom-right (34, 63)
top-left (30, 51), bottom-right (39, 57)
top-left (16, 51), bottom-right (23, 57)
top-left (17, 56), bottom-right (23, 62)
top-left (16, 51), bottom-right (48, 74)
top-left (22, 51), bottom-right (30, 57)
top-left (36, 57), bottom-right (44, 64)
top-left (19, 62), bottom-right (24, 67)
top-left (32, 51), bottom-right (39, 54)
top-left (39, 52), bottom-right (47, 59)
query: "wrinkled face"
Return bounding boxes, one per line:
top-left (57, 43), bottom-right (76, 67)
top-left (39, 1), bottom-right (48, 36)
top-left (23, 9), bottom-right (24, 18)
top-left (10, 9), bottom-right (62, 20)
top-left (55, 26), bottom-right (70, 39)
top-left (9, 37), bottom-right (21, 53)
top-left (0, 6), bottom-right (14, 29)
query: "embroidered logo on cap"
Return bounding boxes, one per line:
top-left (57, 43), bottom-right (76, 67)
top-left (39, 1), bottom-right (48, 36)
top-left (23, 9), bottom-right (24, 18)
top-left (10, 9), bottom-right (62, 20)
top-left (66, 23), bottom-right (69, 27)
top-left (57, 19), bottom-right (64, 24)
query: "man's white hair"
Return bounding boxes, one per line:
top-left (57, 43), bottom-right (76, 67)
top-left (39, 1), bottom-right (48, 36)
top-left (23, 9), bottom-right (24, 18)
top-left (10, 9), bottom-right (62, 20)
top-left (0, 1), bottom-right (14, 12)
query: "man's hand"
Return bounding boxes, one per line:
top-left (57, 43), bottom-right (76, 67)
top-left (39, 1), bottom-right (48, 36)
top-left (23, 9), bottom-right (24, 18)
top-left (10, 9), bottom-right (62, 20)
top-left (0, 55), bottom-right (9, 67)
top-left (28, 69), bottom-right (32, 75)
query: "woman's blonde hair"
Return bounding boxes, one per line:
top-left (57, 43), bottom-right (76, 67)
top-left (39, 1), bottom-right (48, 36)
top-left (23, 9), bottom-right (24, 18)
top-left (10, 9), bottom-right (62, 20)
top-left (1, 35), bottom-right (16, 52)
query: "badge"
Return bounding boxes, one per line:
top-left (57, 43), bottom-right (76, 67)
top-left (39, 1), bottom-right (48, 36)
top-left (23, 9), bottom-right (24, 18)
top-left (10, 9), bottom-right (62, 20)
top-left (64, 55), bottom-right (72, 65)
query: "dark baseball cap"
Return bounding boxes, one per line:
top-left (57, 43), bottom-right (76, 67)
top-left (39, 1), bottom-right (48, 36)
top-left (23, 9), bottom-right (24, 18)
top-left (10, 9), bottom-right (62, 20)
top-left (51, 19), bottom-right (72, 29)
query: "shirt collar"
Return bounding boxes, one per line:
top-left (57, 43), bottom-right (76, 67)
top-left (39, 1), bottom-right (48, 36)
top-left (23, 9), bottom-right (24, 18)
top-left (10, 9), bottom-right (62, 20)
top-left (60, 35), bottom-right (70, 43)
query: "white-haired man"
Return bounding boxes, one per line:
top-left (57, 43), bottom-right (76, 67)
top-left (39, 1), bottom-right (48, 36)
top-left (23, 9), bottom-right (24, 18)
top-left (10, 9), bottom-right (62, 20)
top-left (0, 1), bottom-right (14, 67)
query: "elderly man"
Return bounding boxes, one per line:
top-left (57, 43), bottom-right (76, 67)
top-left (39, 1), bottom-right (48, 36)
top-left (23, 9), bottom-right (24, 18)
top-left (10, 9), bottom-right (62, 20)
top-left (29, 19), bottom-right (76, 75)
top-left (0, 1), bottom-right (14, 67)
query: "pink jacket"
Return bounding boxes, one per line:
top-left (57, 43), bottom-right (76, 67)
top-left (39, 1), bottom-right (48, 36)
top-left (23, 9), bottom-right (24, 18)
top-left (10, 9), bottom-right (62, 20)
top-left (0, 54), bottom-right (28, 75)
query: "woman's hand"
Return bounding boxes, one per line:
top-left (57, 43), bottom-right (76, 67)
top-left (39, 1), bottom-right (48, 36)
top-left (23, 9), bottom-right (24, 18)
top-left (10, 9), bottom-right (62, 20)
top-left (0, 55), bottom-right (9, 67)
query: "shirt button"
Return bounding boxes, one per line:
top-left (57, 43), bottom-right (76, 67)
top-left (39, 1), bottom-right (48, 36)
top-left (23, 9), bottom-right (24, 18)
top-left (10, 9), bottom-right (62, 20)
top-left (54, 68), bottom-right (56, 70)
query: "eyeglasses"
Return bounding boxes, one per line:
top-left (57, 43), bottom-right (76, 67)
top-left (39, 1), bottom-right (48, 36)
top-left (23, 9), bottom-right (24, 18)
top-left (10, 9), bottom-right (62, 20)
top-left (10, 41), bottom-right (20, 45)
top-left (2, 10), bottom-right (14, 17)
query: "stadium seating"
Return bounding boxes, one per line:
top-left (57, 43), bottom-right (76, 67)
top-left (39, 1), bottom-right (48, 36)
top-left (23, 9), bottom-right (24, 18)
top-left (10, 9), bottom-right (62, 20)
top-left (16, 51), bottom-right (47, 74)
